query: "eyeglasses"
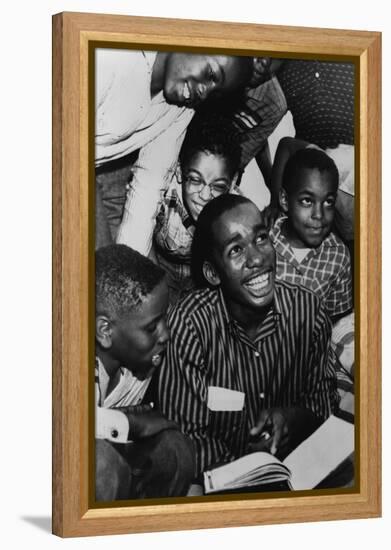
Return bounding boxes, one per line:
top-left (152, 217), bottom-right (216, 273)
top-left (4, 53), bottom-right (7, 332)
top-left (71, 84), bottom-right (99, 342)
top-left (184, 175), bottom-right (231, 199)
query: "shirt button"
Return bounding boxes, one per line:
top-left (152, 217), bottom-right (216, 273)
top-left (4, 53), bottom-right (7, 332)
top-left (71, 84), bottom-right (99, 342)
top-left (315, 72), bottom-right (320, 78)
top-left (255, 351), bottom-right (260, 357)
top-left (260, 392), bottom-right (265, 399)
top-left (111, 429), bottom-right (119, 438)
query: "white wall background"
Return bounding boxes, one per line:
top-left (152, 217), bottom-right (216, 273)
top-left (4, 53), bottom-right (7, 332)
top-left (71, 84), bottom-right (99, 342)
top-left (1, 1), bottom-right (388, 547)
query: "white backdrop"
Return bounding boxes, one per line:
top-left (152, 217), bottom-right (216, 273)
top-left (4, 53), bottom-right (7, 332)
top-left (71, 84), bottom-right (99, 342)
top-left (1, 1), bottom-right (388, 547)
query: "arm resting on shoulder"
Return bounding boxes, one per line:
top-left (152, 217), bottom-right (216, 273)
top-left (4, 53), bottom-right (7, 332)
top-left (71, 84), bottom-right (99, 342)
top-left (255, 142), bottom-right (273, 189)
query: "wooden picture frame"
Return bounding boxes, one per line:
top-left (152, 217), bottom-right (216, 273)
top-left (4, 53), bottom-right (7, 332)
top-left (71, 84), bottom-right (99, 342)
top-left (52, 11), bottom-right (381, 537)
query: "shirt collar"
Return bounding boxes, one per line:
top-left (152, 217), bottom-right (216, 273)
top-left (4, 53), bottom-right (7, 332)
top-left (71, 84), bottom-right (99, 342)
top-left (271, 215), bottom-right (338, 260)
top-left (217, 284), bottom-right (281, 339)
top-left (95, 356), bottom-right (125, 403)
top-left (95, 356), bottom-right (108, 406)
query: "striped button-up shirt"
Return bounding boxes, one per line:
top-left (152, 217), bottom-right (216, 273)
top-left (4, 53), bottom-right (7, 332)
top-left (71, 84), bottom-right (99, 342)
top-left (158, 282), bottom-right (338, 476)
top-left (270, 216), bottom-right (353, 318)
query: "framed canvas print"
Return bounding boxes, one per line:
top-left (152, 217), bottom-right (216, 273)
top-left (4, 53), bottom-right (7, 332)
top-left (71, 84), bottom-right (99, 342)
top-left (52, 11), bottom-right (381, 538)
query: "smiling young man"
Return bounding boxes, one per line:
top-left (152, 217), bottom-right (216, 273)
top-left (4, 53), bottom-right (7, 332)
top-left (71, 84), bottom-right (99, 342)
top-left (158, 194), bottom-right (339, 480)
top-left (95, 49), bottom-right (253, 252)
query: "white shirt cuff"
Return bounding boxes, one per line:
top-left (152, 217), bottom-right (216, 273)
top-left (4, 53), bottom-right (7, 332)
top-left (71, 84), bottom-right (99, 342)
top-left (96, 407), bottom-right (130, 443)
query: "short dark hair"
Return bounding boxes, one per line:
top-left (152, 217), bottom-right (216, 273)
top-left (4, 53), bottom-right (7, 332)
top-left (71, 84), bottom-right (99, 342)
top-left (96, 244), bottom-right (165, 319)
top-left (179, 114), bottom-right (241, 178)
top-left (191, 194), bottom-right (253, 287)
top-left (282, 147), bottom-right (339, 195)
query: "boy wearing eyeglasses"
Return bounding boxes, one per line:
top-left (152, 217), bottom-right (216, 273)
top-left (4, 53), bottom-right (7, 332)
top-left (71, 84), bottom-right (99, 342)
top-left (152, 116), bottom-right (243, 304)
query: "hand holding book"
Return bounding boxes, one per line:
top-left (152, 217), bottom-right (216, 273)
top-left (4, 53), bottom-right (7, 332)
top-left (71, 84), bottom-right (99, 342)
top-left (248, 407), bottom-right (322, 459)
top-left (204, 415), bottom-right (354, 494)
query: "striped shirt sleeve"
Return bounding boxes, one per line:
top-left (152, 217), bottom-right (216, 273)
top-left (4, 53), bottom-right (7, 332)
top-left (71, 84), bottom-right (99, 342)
top-left (299, 301), bottom-right (340, 419)
top-left (158, 305), bottom-right (236, 478)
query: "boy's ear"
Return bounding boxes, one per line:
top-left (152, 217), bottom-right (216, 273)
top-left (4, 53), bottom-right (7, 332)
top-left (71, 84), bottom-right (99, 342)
top-left (96, 315), bottom-right (113, 349)
top-left (279, 188), bottom-right (289, 214)
top-left (203, 260), bottom-right (221, 287)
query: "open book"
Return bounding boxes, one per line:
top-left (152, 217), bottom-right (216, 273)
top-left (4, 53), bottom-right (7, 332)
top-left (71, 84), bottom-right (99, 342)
top-left (204, 415), bottom-right (354, 494)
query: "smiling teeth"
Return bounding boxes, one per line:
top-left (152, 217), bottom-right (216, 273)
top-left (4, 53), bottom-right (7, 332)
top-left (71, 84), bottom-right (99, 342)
top-left (245, 272), bottom-right (269, 289)
top-left (183, 82), bottom-right (190, 99)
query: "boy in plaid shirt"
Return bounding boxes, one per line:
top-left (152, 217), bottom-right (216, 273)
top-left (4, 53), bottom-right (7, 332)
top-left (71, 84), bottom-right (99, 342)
top-left (270, 147), bottom-right (352, 322)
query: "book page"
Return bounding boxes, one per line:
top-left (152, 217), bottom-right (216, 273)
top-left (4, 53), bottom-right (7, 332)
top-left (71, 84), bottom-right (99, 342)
top-left (204, 452), bottom-right (284, 492)
top-left (283, 415), bottom-right (354, 490)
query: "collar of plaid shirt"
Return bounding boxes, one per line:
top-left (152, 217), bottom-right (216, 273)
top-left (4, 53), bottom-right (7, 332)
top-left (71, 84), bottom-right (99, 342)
top-left (270, 215), bottom-right (340, 271)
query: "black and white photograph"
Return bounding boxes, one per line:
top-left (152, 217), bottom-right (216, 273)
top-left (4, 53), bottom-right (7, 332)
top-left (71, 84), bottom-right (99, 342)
top-left (94, 47), bottom-right (356, 502)
top-left (2, 0), bottom-right (387, 544)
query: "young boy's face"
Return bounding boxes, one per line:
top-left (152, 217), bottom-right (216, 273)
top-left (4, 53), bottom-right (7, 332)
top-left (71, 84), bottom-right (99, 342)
top-left (182, 151), bottom-right (233, 222)
top-left (282, 168), bottom-right (338, 248)
top-left (110, 280), bottom-right (169, 380)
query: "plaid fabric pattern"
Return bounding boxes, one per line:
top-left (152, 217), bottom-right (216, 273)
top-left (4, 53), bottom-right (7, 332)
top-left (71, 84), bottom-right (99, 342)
top-left (154, 175), bottom-right (195, 262)
top-left (153, 174), bottom-right (196, 291)
top-left (270, 216), bottom-right (353, 318)
top-left (233, 76), bottom-right (287, 168)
